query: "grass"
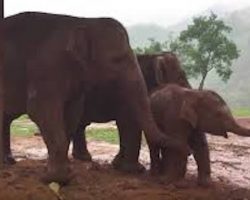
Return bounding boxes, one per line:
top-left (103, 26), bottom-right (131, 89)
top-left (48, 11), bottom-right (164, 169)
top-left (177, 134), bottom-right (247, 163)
top-left (87, 128), bottom-right (118, 144)
top-left (10, 107), bottom-right (250, 142)
top-left (10, 115), bottom-right (119, 143)
top-left (232, 108), bottom-right (250, 117)
top-left (11, 115), bottom-right (39, 137)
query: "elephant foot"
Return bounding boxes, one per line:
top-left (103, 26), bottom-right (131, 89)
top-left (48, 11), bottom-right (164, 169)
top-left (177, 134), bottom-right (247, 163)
top-left (41, 171), bottom-right (73, 185)
top-left (41, 162), bottom-right (73, 185)
top-left (156, 169), bottom-right (186, 186)
top-left (111, 152), bottom-right (124, 167)
top-left (112, 160), bottom-right (145, 173)
top-left (197, 176), bottom-right (213, 187)
top-left (173, 179), bottom-right (191, 189)
top-left (4, 154), bottom-right (16, 165)
top-left (150, 163), bottom-right (162, 176)
top-left (72, 150), bottom-right (92, 162)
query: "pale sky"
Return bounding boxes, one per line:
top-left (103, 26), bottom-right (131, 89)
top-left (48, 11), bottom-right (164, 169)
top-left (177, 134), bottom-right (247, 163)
top-left (5, 0), bottom-right (250, 27)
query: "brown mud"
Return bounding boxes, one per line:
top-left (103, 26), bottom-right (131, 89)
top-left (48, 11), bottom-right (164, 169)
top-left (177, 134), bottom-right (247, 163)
top-left (0, 118), bottom-right (250, 200)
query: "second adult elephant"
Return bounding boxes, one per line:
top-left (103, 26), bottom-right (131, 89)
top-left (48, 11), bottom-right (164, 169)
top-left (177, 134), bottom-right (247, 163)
top-left (137, 53), bottom-right (191, 92)
top-left (70, 52), bottom-right (211, 186)
top-left (3, 12), bottom-right (181, 183)
top-left (72, 52), bottom-right (211, 185)
top-left (71, 53), bottom-right (198, 169)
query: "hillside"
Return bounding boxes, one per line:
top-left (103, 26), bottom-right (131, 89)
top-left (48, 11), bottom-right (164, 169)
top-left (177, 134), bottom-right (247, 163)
top-left (127, 7), bottom-right (250, 108)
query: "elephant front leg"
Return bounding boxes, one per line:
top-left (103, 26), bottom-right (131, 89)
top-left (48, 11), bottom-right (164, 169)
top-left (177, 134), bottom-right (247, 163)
top-left (28, 100), bottom-right (71, 184)
top-left (189, 132), bottom-right (212, 187)
top-left (112, 118), bottom-right (144, 173)
top-left (72, 124), bottom-right (92, 161)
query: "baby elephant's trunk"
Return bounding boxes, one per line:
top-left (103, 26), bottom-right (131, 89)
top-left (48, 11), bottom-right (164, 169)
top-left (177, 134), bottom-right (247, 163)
top-left (230, 122), bottom-right (250, 137)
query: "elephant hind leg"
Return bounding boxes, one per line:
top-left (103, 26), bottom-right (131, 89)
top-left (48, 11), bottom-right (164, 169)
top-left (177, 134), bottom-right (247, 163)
top-left (189, 132), bottom-right (212, 187)
top-left (72, 124), bottom-right (92, 161)
top-left (63, 95), bottom-right (92, 162)
top-left (161, 148), bottom-right (188, 184)
top-left (149, 145), bottom-right (161, 175)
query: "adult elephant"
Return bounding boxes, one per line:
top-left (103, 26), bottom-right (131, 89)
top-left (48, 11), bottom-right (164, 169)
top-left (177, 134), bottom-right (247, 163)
top-left (3, 12), bottom-right (182, 183)
top-left (71, 52), bottom-right (192, 164)
top-left (71, 52), bottom-right (210, 185)
top-left (0, 5), bottom-right (4, 166)
top-left (137, 53), bottom-right (191, 92)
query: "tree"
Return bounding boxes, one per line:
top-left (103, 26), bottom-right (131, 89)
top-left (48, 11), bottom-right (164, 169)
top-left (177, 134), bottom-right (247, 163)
top-left (134, 38), bottom-right (166, 54)
top-left (176, 13), bottom-right (240, 89)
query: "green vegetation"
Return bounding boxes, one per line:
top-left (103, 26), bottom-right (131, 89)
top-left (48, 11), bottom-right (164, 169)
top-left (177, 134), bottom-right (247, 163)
top-left (134, 38), bottom-right (167, 54)
top-left (129, 7), bottom-right (250, 108)
top-left (9, 108), bottom-right (250, 143)
top-left (10, 115), bottom-right (119, 143)
top-left (232, 108), bottom-right (250, 117)
top-left (86, 128), bottom-right (118, 144)
top-left (176, 13), bottom-right (240, 90)
top-left (11, 115), bottom-right (39, 137)
top-left (134, 13), bottom-right (240, 90)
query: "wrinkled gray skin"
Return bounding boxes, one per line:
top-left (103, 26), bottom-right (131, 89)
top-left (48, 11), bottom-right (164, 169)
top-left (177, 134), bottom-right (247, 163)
top-left (150, 84), bottom-right (250, 185)
top-left (72, 52), bottom-right (211, 186)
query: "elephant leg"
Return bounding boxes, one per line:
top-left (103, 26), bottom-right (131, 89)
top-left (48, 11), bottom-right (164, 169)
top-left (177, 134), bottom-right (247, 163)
top-left (149, 145), bottom-right (161, 175)
top-left (72, 124), bottom-right (92, 161)
top-left (62, 94), bottom-right (92, 162)
top-left (189, 132), bottom-right (211, 187)
top-left (28, 100), bottom-right (71, 184)
top-left (161, 148), bottom-right (188, 183)
top-left (118, 54), bottom-right (186, 152)
top-left (112, 118), bottom-right (144, 173)
top-left (3, 115), bottom-right (16, 165)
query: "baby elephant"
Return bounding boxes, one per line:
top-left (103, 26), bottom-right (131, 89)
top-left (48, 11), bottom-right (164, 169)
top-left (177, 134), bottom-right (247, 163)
top-left (149, 84), bottom-right (250, 185)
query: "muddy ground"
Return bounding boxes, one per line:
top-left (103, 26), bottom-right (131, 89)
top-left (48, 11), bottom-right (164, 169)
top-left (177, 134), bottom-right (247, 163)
top-left (0, 118), bottom-right (250, 200)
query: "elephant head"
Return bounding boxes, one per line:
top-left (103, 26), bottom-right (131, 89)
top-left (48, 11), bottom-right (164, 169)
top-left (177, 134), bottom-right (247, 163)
top-left (180, 89), bottom-right (250, 137)
top-left (158, 52), bottom-right (191, 88)
top-left (137, 52), bottom-right (191, 93)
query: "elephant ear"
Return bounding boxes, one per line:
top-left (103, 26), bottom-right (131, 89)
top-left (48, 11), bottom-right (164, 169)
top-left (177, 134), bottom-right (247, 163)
top-left (66, 26), bottom-right (91, 65)
top-left (154, 56), bottom-right (165, 86)
top-left (180, 98), bottom-right (198, 128)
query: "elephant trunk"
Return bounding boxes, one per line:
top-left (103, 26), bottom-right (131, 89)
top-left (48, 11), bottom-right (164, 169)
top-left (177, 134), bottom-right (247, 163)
top-left (229, 123), bottom-right (250, 137)
top-left (125, 55), bottom-right (189, 154)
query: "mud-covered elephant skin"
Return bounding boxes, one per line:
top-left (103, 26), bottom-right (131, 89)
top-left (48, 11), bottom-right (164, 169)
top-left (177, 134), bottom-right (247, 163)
top-left (149, 84), bottom-right (250, 185)
top-left (3, 12), bottom-right (179, 183)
